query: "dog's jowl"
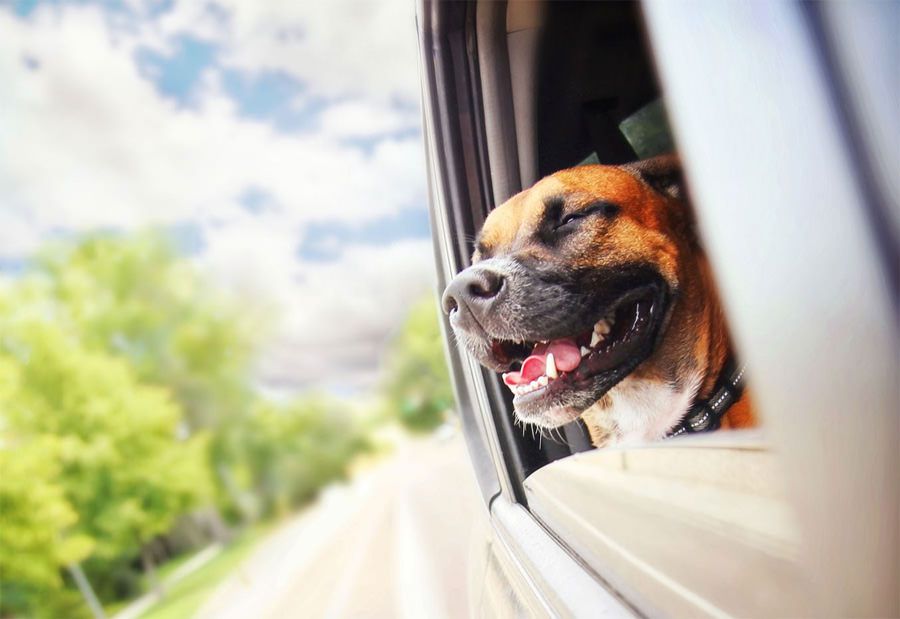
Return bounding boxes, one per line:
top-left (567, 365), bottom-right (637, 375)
top-left (441, 155), bottom-right (755, 448)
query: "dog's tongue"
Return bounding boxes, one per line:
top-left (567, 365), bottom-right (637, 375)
top-left (502, 339), bottom-right (581, 386)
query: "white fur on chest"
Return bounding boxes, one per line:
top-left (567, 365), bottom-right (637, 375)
top-left (604, 372), bottom-right (702, 445)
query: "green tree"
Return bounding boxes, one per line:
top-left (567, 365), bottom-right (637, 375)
top-left (0, 307), bottom-right (211, 614)
top-left (381, 295), bottom-right (455, 432)
top-left (0, 232), bottom-right (380, 615)
top-left (34, 234), bottom-right (264, 519)
top-left (37, 234), bottom-right (259, 432)
top-left (0, 429), bottom-right (94, 618)
top-left (241, 397), bottom-right (370, 516)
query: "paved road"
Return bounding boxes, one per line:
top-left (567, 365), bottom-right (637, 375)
top-left (196, 431), bottom-right (484, 619)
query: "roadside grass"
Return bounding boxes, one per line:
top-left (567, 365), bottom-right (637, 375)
top-left (150, 547), bottom-right (202, 584)
top-left (103, 599), bottom-right (130, 617)
top-left (137, 523), bottom-right (272, 619)
top-left (100, 546), bottom-right (212, 617)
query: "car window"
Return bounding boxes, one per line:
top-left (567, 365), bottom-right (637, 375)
top-left (477, 1), bottom-right (757, 484)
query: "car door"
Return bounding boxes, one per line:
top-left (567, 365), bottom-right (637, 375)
top-left (417, 1), bottom-right (898, 617)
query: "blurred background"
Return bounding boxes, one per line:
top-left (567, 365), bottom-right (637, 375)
top-left (0, 1), bottom-right (478, 618)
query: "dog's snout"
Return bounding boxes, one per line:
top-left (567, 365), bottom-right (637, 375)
top-left (441, 267), bottom-right (505, 316)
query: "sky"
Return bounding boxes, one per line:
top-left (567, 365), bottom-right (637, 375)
top-left (0, 0), bottom-right (437, 395)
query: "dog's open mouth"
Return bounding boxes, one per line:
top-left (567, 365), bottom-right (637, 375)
top-left (489, 286), bottom-right (667, 412)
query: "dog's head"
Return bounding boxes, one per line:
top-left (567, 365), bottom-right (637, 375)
top-left (442, 155), bottom-right (701, 428)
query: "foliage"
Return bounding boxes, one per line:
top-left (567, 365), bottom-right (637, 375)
top-left (381, 295), bottom-right (455, 432)
top-left (30, 234), bottom-right (268, 519)
top-left (0, 233), bottom-right (375, 616)
top-left (241, 397), bottom-right (370, 517)
top-left (0, 314), bottom-right (211, 616)
top-left (6, 326), bottom-right (212, 550)
top-left (0, 432), bottom-right (92, 607)
top-left (36, 234), bottom-right (260, 432)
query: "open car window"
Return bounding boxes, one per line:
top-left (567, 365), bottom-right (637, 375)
top-left (419, 0), bottom-right (898, 616)
top-left (472, 1), bottom-right (726, 488)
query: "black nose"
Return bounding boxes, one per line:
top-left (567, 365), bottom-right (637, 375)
top-left (441, 267), bottom-right (505, 316)
top-left (441, 267), bottom-right (504, 314)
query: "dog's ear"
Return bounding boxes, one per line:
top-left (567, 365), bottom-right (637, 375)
top-left (624, 154), bottom-right (701, 246)
top-left (621, 154), bottom-right (684, 201)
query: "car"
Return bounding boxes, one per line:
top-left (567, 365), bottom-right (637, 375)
top-left (416, 1), bottom-right (898, 617)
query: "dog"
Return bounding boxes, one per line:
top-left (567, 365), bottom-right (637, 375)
top-left (441, 155), bottom-right (754, 448)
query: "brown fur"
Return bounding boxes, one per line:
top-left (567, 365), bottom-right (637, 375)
top-left (476, 157), bottom-right (756, 445)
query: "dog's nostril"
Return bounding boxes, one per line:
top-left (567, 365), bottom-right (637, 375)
top-left (442, 267), bottom-right (504, 316)
top-left (442, 294), bottom-right (459, 315)
top-left (467, 270), bottom-right (504, 299)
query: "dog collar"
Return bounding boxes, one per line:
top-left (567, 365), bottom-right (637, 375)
top-left (666, 360), bottom-right (747, 438)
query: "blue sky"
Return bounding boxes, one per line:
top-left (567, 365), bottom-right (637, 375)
top-left (0, 0), bottom-right (435, 393)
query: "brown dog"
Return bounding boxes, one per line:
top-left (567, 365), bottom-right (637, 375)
top-left (441, 155), bottom-right (754, 447)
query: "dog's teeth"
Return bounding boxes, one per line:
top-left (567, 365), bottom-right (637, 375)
top-left (529, 380), bottom-right (540, 390)
top-left (546, 353), bottom-right (558, 379)
top-left (594, 319), bottom-right (611, 335)
top-left (590, 331), bottom-right (603, 347)
top-left (538, 375), bottom-right (549, 386)
top-left (580, 346), bottom-right (591, 357)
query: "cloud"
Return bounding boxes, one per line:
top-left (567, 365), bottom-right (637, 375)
top-left (262, 239), bottom-right (436, 392)
top-left (0, 209), bottom-right (42, 259)
top-left (153, 0), bottom-right (421, 104)
top-left (0, 1), bottom-right (435, 394)
top-left (318, 99), bottom-right (419, 140)
top-left (297, 206), bottom-right (430, 261)
top-left (199, 220), bottom-right (436, 393)
top-left (0, 5), bottom-right (426, 236)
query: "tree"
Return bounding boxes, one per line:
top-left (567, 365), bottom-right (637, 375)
top-left (37, 234), bottom-right (260, 431)
top-left (381, 295), bottom-right (455, 432)
top-left (241, 397), bottom-right (370, 516)
top-left (33, 234), bottom-right (264, 519)
top-left (0, 232), bottom-right (378, 615)
top-left (0, 304), bottom-right (212, 613)
top-left (0, 430), bottom-right (94, 618)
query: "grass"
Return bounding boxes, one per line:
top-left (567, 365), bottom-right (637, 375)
top-left (101, 546), bottom-right (211, 617)
top-left (104, 599), bottom-right (131, 617)
top-left (136, 523), bottom-right (272, 619)
top-left (152, 548), bottom-right (202, 583)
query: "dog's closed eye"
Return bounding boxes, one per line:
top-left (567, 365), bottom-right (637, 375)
top-left (554, 201), bottom-right (620, 232)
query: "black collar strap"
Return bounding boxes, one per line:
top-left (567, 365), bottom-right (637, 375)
top-left (666, 360), bottom-right (747, 438)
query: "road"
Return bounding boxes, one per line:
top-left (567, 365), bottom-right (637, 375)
top-left (196, 430), bottom-right (484, 619)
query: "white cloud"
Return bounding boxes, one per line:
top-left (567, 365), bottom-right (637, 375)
top-left (261, 239), bottom-right (436, 392)
top-left (318, 99), bottom-right (418, 140)
top-left (154, 0), bottom-right (422, 104)
top-left (0, 2), bottom-right (435, 394)
top-left (0, 208), bottom-right (41, 259)
top-left (0, 6), bottom-right (425, 237)
top-left (199, 219), bottom-right (436, 392)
